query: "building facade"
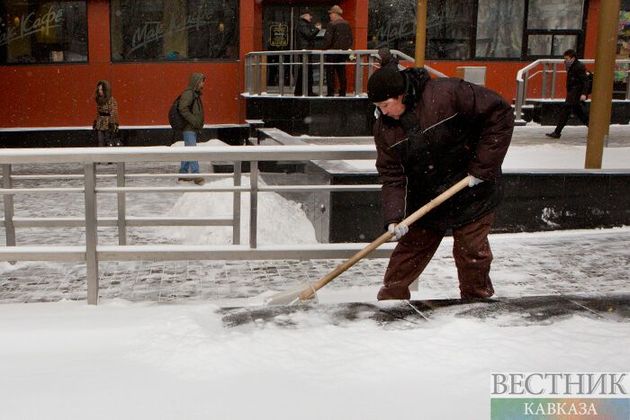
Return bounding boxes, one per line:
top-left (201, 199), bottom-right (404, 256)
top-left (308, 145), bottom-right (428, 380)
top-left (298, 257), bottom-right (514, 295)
top-left (0, 0), bottom-right (625, 129)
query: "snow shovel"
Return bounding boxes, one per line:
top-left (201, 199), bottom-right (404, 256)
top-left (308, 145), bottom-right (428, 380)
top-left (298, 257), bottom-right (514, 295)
top-left (264, 176), bottom-right (472, 306)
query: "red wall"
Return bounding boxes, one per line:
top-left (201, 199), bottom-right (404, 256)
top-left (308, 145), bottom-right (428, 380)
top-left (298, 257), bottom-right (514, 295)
top-left (0, 0), bottom-right (602, 128)
top-left (0, 0), bottom-right (252, 128)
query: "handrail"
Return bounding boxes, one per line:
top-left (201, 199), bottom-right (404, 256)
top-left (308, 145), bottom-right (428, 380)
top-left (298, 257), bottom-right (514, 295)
top-left (243, 48), bottom-right (446, 97)
top-left (1, 145), bottom-right (386, 305)
top-left (514, 58), bottom-right (630, 122)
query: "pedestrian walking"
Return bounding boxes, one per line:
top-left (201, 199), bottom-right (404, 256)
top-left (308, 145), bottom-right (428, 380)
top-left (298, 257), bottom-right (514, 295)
top-left (177, 73), bottom-right (206, 185)
top-left (93, 80), bottom-right (120, 147)
top-left (546, 49), bottom-right (590, 138)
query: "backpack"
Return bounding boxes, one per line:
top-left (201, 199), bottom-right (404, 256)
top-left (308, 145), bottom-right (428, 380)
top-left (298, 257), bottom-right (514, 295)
top-left (585, 71), bottom-right (594, 95)
top-left (168, 95), bottom-right (186, 131)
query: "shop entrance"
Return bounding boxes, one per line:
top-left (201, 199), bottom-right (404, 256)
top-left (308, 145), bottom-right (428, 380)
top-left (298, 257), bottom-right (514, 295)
top-left (262, 4), bottom-right (330, 91)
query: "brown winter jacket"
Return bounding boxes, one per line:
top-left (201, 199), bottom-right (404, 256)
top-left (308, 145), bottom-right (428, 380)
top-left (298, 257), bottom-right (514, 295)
top-left (322, 18), bottom-right (353, 50)
top-left (178, 73), bottom-right (205, 132)
top-left (374, 68), bottom-right (514, 230)
top-left (94, 80), bottom-right (119, 131)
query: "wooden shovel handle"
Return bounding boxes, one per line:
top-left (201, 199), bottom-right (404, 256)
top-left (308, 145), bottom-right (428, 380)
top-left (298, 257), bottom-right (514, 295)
top-left (299, 176), bottom-right (471, 300)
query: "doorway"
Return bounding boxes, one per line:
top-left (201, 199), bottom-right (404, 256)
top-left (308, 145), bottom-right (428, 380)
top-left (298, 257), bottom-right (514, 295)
top-left (262, 4), bottom-right (330, 90)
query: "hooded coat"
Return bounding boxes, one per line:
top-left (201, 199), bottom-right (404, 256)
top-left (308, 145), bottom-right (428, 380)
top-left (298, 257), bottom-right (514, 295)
top-left (94, 80), bottom-right (119, 131)
top-left (178, 73), bottom-right (205, 132)
top-left (373, 68), bottom-right (514, 231)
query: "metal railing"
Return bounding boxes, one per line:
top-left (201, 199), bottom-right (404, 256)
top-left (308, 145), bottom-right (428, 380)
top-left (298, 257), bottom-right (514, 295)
top-left (514, 58), bottom-right (630, 122)
top-left (244, 49), bottom-right (447, 97)
top-left (0, 145), bottom-right (396, 304)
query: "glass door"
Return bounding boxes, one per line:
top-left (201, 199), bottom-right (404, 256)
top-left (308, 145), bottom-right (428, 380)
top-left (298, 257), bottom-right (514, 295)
top-left (262, 5), bottom-right (329, 91)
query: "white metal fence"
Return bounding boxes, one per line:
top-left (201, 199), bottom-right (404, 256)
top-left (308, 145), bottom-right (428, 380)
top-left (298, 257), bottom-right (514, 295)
top-left (514, 58), bottom-right (630, 123)
top-left (0, 145), bottom-right (398, 304)
top-left (243, 48), bottom-right (447, 97)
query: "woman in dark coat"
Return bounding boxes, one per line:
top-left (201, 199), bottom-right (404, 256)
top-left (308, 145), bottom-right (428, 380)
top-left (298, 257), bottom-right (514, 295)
top-left (94, 80), bottom-right (120, 147)
top-left (367, 66), bottom-right (514, 300)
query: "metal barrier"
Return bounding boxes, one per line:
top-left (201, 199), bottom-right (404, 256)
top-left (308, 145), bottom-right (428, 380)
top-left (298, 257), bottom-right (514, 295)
top-left (243, 49), bottom-right (447, 97)
top-left (0, 145), bottom-right (395, 304)
top-left (514, 58), bottom-right (630, 123)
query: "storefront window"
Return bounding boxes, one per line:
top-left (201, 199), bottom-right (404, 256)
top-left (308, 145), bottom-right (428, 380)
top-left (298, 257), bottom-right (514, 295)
top-left (426, 0), bottom-right (475, 59)
top-left (475, 0), bottom-right (524, 58)
top-left (110, 0), bottom-right (239, 62)
top-left (368, 0), bottom-right (586, 61)
top-left (0, 1), bottom-right (87, 65)
top-left (527, 0), bottom-right (584, 30)
top-left (367, 0), bottom-right (416, 57)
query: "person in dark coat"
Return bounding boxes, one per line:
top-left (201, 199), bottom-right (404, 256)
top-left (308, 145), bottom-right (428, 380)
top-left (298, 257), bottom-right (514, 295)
top-left (322, 5), bottom-right (353, 96)
top-left (546, 49), bottom-right (589, 138)
top-left (367, 66), bottom-right (514, 300)
top-left (177, 72), bottom-right (206, 185)
top-left (93, 80), bottom-right (120, 147)
top-left (294, 9), bottom-right (321, 96)
top-left (374, 47), bottom-right (400, 70)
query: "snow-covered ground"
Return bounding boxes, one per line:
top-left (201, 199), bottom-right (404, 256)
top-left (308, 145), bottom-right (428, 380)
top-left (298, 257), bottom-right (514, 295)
top-left (1, 298), bottom-right (628, 420)
top-left (1, 126), bottom-right (629, 419)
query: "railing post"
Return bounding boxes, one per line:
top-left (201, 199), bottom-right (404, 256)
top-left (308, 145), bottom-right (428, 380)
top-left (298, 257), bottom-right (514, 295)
top-left (319, 51), bottom-right (325, 96)
top-left (514, 79), bottom-right (525, 122)
top-left (551, 62), bottom-right (557, 98)
top-left (541, 63), bottom-right (548, 98)
top-left (84, 163), bottom-right (99, 305)
top-left (116, 162), bottom-right (127, 245)
top-left (301, 52), bottom-right (308, 96)
top-left (2, 164), bottom-right (16, 247)
top-left (354, 51), bottom-right (362, 97)
top-left (249, 160), bottom-right (258, 249)
top-left (245, 55), bottom-right (252, 94)
top-left (625, 67), bottom-right (630, 100)
top-left (232, 161), bottom-right (241, 245)
top-left (258, 55), bottom-right (265, 95)
top-left (279, 54), bottom-right (285, 96)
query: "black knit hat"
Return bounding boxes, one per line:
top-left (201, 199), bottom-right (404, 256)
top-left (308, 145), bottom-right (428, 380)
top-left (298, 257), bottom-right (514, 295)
top-left (367, 67), bottom-right (405, 102)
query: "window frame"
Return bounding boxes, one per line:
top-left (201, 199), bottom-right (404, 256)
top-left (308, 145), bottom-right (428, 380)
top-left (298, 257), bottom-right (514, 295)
top-left (0, 0), bottom-right (90, 66)
top-left (108, 0), bottom-right (240, 64)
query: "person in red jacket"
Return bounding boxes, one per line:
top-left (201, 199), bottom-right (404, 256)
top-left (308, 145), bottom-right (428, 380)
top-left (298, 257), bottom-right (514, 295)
top-left (367, 66), bottom-right (514, 300)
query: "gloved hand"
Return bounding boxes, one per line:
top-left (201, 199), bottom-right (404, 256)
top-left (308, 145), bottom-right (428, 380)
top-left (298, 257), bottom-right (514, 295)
top-left (468, 174), bottom-right (484, 187)
top-left (388, 223), bottom-right (409, 240)
top-left (109, 123), bottom-right (119, 133)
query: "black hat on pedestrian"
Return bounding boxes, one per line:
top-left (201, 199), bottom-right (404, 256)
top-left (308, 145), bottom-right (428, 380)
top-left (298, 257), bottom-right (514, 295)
top-left (367, 67), bottom-right (405, 102)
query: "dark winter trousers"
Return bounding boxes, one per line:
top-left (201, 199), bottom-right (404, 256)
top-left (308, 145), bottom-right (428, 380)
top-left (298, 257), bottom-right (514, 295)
top-left (553, 101), bottom-right (589, 135)
top-left (325, 54), bottom-right (347, 96)
top-left (377, 212), bottom-right (496, 300)
top-left (97, 130), bottom-right (114, 147)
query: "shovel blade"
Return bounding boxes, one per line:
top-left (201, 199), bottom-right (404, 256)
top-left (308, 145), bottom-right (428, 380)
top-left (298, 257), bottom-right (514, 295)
top-left (264, 283), bottom-right (319, 306)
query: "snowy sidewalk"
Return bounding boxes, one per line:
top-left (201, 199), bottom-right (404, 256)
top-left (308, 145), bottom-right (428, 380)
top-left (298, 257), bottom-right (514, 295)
top-left (1, 125), bottom-right (629, 306)
top-left (1, 228), bottom-right (629, 305)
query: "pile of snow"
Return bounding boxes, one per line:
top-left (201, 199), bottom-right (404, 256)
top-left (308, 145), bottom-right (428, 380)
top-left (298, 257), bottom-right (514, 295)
top-left (159, 177), bottom-right (317, 245)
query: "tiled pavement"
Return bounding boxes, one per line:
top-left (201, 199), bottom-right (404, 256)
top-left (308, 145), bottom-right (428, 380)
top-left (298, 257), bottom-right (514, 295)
top-left (1, 127), bottom-right (629, 306)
